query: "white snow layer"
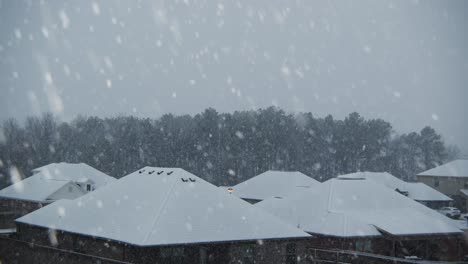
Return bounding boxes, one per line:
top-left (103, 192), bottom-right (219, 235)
top-left (227, 170), bottom-right (319, 200)
top-left (17, 167), bottom-right (310, 246)
top-left (418, 160), bottom-right (468, 177)
top-left (0, 163), bottom-right (115, 202)
top-left (256, 178), bottom-right (461, 237)
top-left (31, 162), bottom-right (116, 188)
top-left (338, 171), bottom-right (451, 202)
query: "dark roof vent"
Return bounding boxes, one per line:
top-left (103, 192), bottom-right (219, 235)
top-left (167, 171), bottom-right (174, 175)
top-left (189, 178), bottom-right (196, 182)
top-left (157, 171), bottom-right (164, 175)
top-left (395, 188), bottom-right (409, 196)
top-left (148, 170), bottom-right (156, 175)
top-left (139, 169), bottom-right (145, 174)
top-left (181, 178), bottom-right (188, 182)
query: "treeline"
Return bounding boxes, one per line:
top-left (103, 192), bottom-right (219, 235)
top-left (0, 107), bottom-right (459, 187)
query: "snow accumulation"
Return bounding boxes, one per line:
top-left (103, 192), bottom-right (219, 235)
top-left (418, 160), bottom-right (468, 177)
top-left (338, 171), bottom-right (451, 202)
top-left (405, 182), bottom-right (452, 201)
top-left (256, 178), bottom-right (461, 237)
top-left (0, 176), bottom-right (84, 202)
top-left (31, 162), bottom-right (116, 188)
top-left (451, 219), bottom-right (468, 231)
top-left (0, 163), bottom-right (115, 202)
top-left (226, 170), bottom-right (319, 201)
top-left (16, 167), bottom-right (310, 246)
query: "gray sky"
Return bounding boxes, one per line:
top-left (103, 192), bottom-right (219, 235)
top-left (1, 0), bottom-right (467, 153)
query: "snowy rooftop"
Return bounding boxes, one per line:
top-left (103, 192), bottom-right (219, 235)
top-left (405, 182), bottom-right (452, 201)
top-left (0, 177), bottom-right (78, 202)
top-left (417, 160), bottom-right (468, 177)
top-left (31, 162), bottom-right (116, 187)
top-left (17, 167), bottom-right (310, 246)
top-left (256, 178), bottom-right (461, 237)
top-left (337, 171), bottom-right (451, 202)
top-left (226, 170), bottom-right (319, 200)
top-left (0, 163), bottom-right (115, 202)
top-left (451, 219), bottom-right (468, 231)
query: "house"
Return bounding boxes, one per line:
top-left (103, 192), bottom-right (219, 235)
top-left (223, 170), bottom-right (319, 204)
top-left (417, 160), bottom-right (468, 212)
top-left (256, 176), bottom-right (464, 261)
top-left (8, 167), bottom-right (311, 264)
top-left (339, 171), bottom-right (452, 209)
top-left (0, 162), bottom-right (115, 230)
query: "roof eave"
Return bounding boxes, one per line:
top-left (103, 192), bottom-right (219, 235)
top-left (15, 221), bottom-right (310, 247)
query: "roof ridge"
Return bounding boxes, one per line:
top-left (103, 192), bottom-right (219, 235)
top-left (141, 169), bottom-right (179, 244)
top-left (326, 179), bottom-right (334, 213)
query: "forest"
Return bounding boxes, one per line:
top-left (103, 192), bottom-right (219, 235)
top-left (0, 107), bottom-right (459, 188)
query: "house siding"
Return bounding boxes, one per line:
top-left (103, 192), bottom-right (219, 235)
top-left (0, 198), bottom-right (49, 229)
top-left (418, 175), bottom-right (468, 212)
top-left (418, 175), bottom-right (468, 196)
top-left (3, 224), bottom-right (465, 263)
top-left (8, 223), bottom-right (311, 264)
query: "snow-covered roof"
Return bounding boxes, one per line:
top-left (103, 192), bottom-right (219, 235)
top-left (338, 172), bottom-right (451, 202)
top-left (451, 219), bottom-right (468, 231)
top-left (0, 176), bottom-right (81, 202)
top-left (17, 167), bottom-right (310, 246)
top-left (405, 182), bottom-right (452, 201)
top-left (256, 178), bottom-right (461, 237)
top-left (417, 160), bottom-right (468, 177)
top-left (227, 171), bottom-right (319, 200)
top-left (31, 162), bottom-right (116, 188)
top-left (0, 163), bottom-right (115, 202)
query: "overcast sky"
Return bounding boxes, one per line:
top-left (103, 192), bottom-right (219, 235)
top-left (0, 0), bottom-right (467, 153)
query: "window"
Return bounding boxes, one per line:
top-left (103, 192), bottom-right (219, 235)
top-left (160, 247), bottom-right (185, 264)
top-left (286, 243), bottom-right (297, 264)
top-left (464, 182), bottom-right (468, 189)
top-left (355, 239), bottom-right (372, 253)
top-left (434, 178), bottom-right (439, 187)
top-left (240, 244), bottom-right (255, 264)
top-left (199, 247), bottom-right (207, 264)
top-left (86, 184), bottom-right (91, 191)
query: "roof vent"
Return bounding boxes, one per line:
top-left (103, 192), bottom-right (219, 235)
top-left (395, 188), bottom-right (409, 196)
top-left (181, 178), bottom-right (188, 182)
top-left (148, 170), bottom-right (155, 175)
top-left (189, 178), bottom-right (196, 182)
top-left (167, 171), bottom-right (174, 175)
top-left (157, 171), bottom-right (164, 175)
top-left (139, 169), bottom-right (145, 174)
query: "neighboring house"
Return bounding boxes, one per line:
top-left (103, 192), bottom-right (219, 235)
top-left (10, 167), bottom-right (310, 264)
top-left (0, 162), bottom-right (115, 229)
top-left (417, 160), bottom-right (468, 212)
top-left (256, 176), bottom-right (464, 261)
top-left (223, 170), bottom-right (319, 204)
top-left (338, 171), bottom-right (452, 209)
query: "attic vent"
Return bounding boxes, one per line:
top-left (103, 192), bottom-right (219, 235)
top-left (139, 169), bottom-right (145, 174)
top-left (181, 178), bottom-right (188, 182)
top-left (189, 178), bottom-right (196, 182)
top-left (395, 188), bottom-right (409, 197)
top-left (157, 171), bottom-right (164, 175)
top-left (167, 171), bottom-right (174, 175)
top-left (148, 170), bottom-right (156, 175)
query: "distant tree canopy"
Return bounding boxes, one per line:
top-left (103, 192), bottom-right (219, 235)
top-left (0, 108), bottom-right (460, 188)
